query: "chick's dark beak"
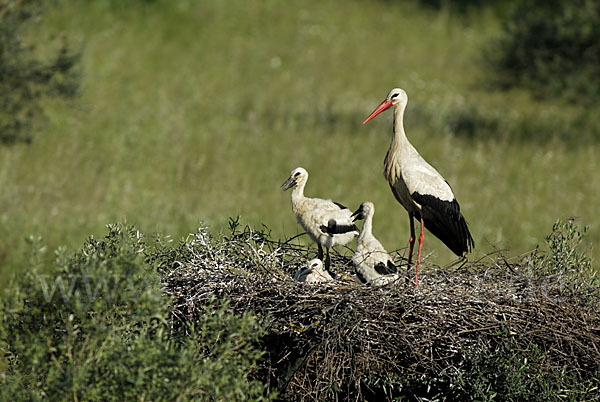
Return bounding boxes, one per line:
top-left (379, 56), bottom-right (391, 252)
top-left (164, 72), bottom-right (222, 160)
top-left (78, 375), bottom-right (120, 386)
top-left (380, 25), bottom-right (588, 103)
top-left (351, 206), bottom-right (365, 222)
top-left (281, 177), bottom-right (296, 191)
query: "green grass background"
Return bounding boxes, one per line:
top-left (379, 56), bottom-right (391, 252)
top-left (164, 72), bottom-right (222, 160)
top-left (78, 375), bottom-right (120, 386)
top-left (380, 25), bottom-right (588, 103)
top-left (1, 0), bottom-right (598, 287)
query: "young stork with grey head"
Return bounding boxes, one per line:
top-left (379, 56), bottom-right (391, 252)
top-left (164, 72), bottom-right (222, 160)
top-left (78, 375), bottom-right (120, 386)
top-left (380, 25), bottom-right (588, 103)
top-left (281, 167), bottom-right (358, 273)
top-left (351, 201), bottom-right (399, 286)
top-left (363, 88), bottom-right (474, 286)
top-left (293, 258), bottom-right (334, 284)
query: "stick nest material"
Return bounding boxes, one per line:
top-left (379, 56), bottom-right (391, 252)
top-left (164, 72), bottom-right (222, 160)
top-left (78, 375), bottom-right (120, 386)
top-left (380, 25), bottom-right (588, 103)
top-left (160, 221), bottom-right (600, 401)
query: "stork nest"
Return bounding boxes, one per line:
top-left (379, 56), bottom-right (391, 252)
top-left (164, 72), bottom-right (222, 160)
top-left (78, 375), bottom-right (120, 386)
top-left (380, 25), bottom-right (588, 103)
top-left (159, 220), bottom-right (600, 401)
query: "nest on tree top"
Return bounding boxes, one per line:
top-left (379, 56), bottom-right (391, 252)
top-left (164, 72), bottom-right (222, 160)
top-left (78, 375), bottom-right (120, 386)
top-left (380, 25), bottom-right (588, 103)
top-left (161, 222), bottom-right (600, 401)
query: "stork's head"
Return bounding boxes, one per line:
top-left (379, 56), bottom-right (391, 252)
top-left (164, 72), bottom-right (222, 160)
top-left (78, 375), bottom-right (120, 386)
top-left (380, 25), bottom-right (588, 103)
top-left (281, 167), bottom-right (308, 191)
top-left (363, 88), bottom-right (408, 124)
top-left (307, 258), bottom-right (324, 272)
top-left (351, 201), bottom-right (375, 222)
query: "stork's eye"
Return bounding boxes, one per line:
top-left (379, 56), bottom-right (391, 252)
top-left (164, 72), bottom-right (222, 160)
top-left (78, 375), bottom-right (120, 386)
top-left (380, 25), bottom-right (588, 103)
top-left (293, 172), bottom-right (301, 177)
top-left (390, 93), bottom-right (399, 99)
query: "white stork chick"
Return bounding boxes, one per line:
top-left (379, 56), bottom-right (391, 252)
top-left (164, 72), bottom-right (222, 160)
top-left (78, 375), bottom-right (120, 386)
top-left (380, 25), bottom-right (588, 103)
top-left (351, 202), bottom-right (399, 286)
top-left (293, 258), bottom-right (334, 284)
top-left (281, 167), bottom-right (358, 271)
top-left (363, 88), bottom-right (474, 286)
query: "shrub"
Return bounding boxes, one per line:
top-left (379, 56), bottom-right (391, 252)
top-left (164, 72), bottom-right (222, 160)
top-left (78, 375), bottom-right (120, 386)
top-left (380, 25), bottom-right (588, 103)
top-left (531, 219), bottom-right (594, 279)
top-left (0, 224), bottom-right (271, 400)
top-left (492, 0), bottom-right (600, 103)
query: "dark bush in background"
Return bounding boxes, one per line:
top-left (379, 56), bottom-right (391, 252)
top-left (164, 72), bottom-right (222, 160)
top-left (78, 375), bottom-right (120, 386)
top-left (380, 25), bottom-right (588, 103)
top-left (416, 0), bottom-right (508, 12)
top-left (0, 0), bottom-right (79, 145)
top-left (492, 0), bottom-right (600, 103)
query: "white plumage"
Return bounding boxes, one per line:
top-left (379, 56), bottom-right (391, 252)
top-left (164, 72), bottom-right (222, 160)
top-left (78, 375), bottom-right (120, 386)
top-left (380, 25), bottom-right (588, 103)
top-left (293, 258), bottom-right (334, 284)
top-left (363, 88), bottom-right (474, 285)
top-left (351, 202), bottom-right (399, 286)
top-left (281, 167), bottom-right (358, 271)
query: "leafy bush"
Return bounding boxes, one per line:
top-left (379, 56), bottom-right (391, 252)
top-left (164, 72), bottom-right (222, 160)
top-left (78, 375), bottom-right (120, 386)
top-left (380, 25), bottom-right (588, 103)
top-left (531, 219), bottom-right (594, 279)
top-left (0, 0), bottom-right (79, 145)
top-left (492, 0), bottom-right (600, 102)
top-left (0, 224), bottom-right (271, 400)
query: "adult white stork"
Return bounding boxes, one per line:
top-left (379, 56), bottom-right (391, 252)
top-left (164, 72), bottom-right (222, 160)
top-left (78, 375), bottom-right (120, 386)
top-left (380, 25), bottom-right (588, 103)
top-left (281, 167), bottom-right (358, 272)
top-left (351, 201), bottom-right (399, 286)
top-left (363, 88), bottom-right (474, 285)
top-left (293, 258), bottom-right (334, 284)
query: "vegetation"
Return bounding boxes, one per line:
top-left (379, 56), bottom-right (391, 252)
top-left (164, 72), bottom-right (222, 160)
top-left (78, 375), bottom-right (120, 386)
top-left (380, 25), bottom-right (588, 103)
top-left (2, 220), bottom-right (597, 400)
top-left (0, 224), bottom-right (271, 400)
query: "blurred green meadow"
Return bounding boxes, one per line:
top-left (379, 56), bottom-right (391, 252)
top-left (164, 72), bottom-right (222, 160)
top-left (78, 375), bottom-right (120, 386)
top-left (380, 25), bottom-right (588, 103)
top-left (1, 0), bottom-right (598, 287)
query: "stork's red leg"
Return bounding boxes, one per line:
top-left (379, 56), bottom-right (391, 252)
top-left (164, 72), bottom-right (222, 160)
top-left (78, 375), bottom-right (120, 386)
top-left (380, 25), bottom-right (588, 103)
top-left (407, 212), bottom-right (416, 265)
top-left (415, 217), bottom-right (425, 287)
top-left (405, 212), bottom-right (416, 285)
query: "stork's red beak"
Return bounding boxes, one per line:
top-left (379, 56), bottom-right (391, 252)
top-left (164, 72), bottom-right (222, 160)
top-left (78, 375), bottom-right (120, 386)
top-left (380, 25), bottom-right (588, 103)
top-left (363, 99), bottom-right (393, 124)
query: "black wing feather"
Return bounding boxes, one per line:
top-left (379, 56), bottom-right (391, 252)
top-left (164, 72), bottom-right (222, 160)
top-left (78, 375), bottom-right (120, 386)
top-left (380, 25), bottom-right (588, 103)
top-left (332, 201), bottom-right (349, 210)
top-left (320, 219), bottom-right (357, 235)
top-left (411, 192), bottom-right (474, 256)
top-left (374, 260), bottom-right (397, 275)
top-left (355, 270), bottom-right (367, 284)
top-left (387, 260), bottom-right (397, 274)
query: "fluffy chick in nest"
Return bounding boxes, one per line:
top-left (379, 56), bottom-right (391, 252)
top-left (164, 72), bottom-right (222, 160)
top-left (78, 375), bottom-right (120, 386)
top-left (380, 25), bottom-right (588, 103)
top-left (293, 258), bottom-right (334, 284)
top-left (351, 201), bottom-right (399, 286)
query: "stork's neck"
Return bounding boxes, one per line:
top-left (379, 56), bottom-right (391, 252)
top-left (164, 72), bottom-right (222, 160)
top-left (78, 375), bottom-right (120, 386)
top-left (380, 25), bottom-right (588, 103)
top-left (290, 181), bottom-right (306, 205)
top-left (359, 212), bottom-right (373, 242)
top-left (390, 102), bottom-right (411, 153)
